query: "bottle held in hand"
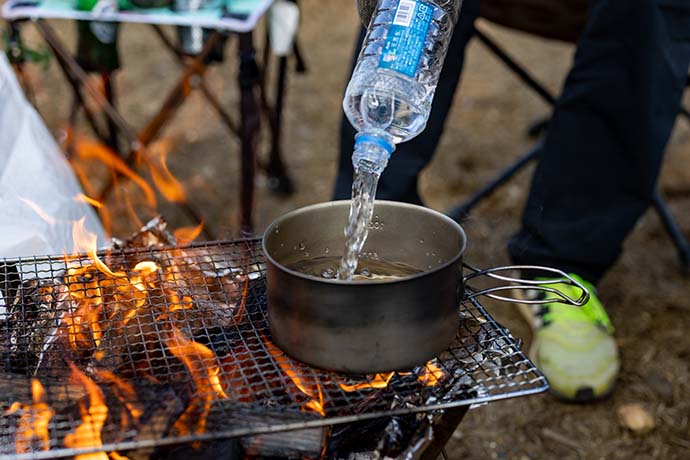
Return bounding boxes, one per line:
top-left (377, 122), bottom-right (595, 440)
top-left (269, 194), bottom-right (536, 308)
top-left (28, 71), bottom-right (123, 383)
top-left (343, 0), bottom-right (462, 175)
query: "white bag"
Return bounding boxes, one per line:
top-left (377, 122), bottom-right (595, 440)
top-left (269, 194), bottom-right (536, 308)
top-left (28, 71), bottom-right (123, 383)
top-left (0, 53), bottom-right (107, 309)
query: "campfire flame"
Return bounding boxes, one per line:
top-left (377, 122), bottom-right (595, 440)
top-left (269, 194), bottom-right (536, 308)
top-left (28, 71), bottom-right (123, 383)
top-left (265, 339), bottom-right (326, 417)
top-left (93, 370), bottom-right (143, 426)
top-left (173, 223), bottom-right (204, 247)
top-left (338, 373), bottom-right (395, 392)
top-left (338, 361), bottom-right (446, 392)
top-left (416, 361), bottom-right (445, 387)
top-left (18, 197), bottom-right (58, 225)
top-left (165, 326), bottom-right (227, 436)
top-left (75, 193), bottom-right (105, 209)
top-left (6, 379), bottom-right (54, 453)
top-left (64, 363), bottom-right (109, 460)
top-left (141, 139), bottom-right (187, 204)
top-left (70, 134), bottom-right (157, 210)
top-left (71, 217), bottom-right (125, 279)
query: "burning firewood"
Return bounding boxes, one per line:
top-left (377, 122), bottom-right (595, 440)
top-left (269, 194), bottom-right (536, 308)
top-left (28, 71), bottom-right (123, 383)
top-left (25, 217), bottom-right (247, 380)
top-left (4, 279), bottom-right (73, 375)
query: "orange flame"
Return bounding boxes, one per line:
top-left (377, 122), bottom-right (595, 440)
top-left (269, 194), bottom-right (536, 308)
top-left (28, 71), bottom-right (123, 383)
top-left (71, 164), bottom-right (113, 235)
top-left (75, 193), bottom-right (104, 209)
top-left (19, 198), bottom-right (57, 225)
top-left (142, 139), bottom-right (187, 204)
top-left (93, 370), bottom-right (143, 425)
top-left (71, 135), bottom-right (157, 209)
top-left (417, 361), bottom-right (445, 387)
top-left (337, 361), bottom-right (445, 393)
top-left (64, 363), bottom-right (109, 460)
top-left (338, 373), bottom-right (395, 392)
top-left (6, 379), bottom-right (54, 453)
top-left (62, 265), bottom-right (105, 350)
top-left (165, 327), bottom-right (227, 436)
top-left (265, 340), bottom-right (325, 416)
top-left (173, 223), bottom-right (204, 247)
top-left (108, 452), bottom-right (130, 460)
top-left (71, 217), bottom-right (125, 279)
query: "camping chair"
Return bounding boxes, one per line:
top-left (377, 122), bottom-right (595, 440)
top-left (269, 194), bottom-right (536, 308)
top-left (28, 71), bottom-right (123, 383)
top-left (447, 0), bottom-right (690, 271)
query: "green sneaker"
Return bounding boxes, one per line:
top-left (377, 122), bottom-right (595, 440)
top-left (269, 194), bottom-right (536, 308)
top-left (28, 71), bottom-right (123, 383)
top-left (516, 274), bottom-right (620, 402)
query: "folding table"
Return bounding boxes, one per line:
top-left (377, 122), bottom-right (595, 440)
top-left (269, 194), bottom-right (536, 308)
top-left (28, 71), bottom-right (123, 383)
top-left (2, 0), bottom-right (302, 238)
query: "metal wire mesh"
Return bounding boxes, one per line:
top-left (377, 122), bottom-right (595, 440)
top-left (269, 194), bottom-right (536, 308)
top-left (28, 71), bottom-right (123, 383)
top-left (0, 239), bottom-right (548, 460)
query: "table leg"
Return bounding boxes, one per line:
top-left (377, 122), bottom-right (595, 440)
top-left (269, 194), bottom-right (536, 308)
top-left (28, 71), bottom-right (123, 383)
top-left (37, 20), bottom-right (217, 239)
top-left (263, 54), bottom-right (294, 195)
top-left (238, 32), bottom-right (261, 237)
top-left (102, 71), bottom-right (121, 154)
top-left (35, 20), bottom-right (135, 146)
top-left (417, 406), bottom-right (469, 460)
top-left (151, 25), bottom-right (240, 137)
top-left (6, 21), bottom-right (36, 105)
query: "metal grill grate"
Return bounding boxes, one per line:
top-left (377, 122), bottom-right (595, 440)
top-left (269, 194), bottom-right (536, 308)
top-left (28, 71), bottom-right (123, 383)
top-left (0, 239), bottom-right (548, 460)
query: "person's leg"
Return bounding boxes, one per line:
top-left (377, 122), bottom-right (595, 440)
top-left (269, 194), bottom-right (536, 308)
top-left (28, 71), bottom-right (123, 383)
top-left (333, 0), bottom-right (481, 204)
top-left (508, 0), bottom-right (690, 284)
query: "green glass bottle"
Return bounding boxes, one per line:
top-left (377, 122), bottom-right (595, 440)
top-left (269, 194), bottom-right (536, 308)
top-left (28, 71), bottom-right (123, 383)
top-left (75, 0), bottom-right (121, 73)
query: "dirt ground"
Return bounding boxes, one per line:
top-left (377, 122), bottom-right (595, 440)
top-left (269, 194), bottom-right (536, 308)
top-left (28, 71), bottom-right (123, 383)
top-left (9, 0), bottom-right (690, 458)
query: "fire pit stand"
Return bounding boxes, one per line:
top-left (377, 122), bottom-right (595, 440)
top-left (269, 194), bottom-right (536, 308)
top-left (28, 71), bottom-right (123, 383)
top-left (0, 239), bottom-right (548, 460)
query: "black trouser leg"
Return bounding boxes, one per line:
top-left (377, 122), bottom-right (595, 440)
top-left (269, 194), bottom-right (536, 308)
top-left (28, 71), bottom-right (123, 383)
top-left (508, 0), bottom-right (690, 284)
top-left (333, 0), bottom-right (480, 204)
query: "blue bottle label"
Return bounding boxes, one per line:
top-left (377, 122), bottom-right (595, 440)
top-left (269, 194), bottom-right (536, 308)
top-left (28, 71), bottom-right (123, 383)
top-left (379, 0), bottom-right (436, 78)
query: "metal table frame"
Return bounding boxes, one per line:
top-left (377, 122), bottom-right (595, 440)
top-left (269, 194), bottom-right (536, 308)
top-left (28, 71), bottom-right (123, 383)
top-left (4, 4), bottom-right (303, 238)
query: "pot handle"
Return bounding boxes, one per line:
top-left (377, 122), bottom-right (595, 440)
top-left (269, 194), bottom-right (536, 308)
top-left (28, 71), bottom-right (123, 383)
top-left (462, 264), bottom-right (590, 307)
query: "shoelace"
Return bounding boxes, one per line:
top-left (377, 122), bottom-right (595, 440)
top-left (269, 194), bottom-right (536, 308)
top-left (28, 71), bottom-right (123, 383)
top-left (530, 275), bottom-right (615, 335)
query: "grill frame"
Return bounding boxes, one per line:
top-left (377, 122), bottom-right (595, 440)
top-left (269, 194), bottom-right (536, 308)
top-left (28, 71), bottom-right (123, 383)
top-left (0, 239), bottom-right (548, 460)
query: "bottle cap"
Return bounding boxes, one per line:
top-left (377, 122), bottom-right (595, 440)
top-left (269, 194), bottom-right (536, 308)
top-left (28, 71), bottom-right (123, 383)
top-left (354, 134), bottom-right (395, 157)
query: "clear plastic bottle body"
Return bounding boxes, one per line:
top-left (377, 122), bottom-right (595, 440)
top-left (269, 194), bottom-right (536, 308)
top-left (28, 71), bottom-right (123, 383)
top-left (343, 0), bottom-right (460, 157)
top-left (338, 0), bottom-right (460, 280)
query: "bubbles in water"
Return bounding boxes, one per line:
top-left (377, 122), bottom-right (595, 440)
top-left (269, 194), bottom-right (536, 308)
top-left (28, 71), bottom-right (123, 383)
top-left (290, 256), bottom-right (422, 281)
top-left (321, 268), bottom-right (336, 279)
top-left (419, 239), bottom-right (425, 244)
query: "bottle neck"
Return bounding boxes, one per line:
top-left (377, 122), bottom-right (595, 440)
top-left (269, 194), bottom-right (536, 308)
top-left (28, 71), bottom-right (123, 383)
top-left (352, 133), bottom-right (395, 176)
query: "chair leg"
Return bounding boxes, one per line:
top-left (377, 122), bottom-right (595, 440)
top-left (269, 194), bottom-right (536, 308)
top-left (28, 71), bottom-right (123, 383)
top-left (446, 143), bottom-right (542, 222)
top-left (474, 27), bottom-right (556, 106)
top-left (464, 27), bottom-right (690, 271)
top-left (238, 31), bottom-right (261, 237)
top-left (527, 117), bottom-right (550, 138)
top-left (652, 192), bottom-right (690, 272)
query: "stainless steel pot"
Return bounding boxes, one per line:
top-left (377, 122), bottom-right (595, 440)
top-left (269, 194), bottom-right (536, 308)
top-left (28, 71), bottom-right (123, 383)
top-left (262, 200), bottom-right (588, 374)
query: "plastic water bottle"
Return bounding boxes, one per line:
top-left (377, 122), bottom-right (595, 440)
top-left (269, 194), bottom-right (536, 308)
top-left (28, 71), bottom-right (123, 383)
top-left (343, 0), bottom-right (462, 176)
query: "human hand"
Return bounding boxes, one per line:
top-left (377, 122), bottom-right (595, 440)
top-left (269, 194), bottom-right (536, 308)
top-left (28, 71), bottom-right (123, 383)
top-left (356, 0), bottom-right (377, 26)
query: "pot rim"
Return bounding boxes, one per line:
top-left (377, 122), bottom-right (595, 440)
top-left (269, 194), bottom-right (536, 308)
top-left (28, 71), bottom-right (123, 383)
top-left (262, 200), bottom-right (467, 286)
